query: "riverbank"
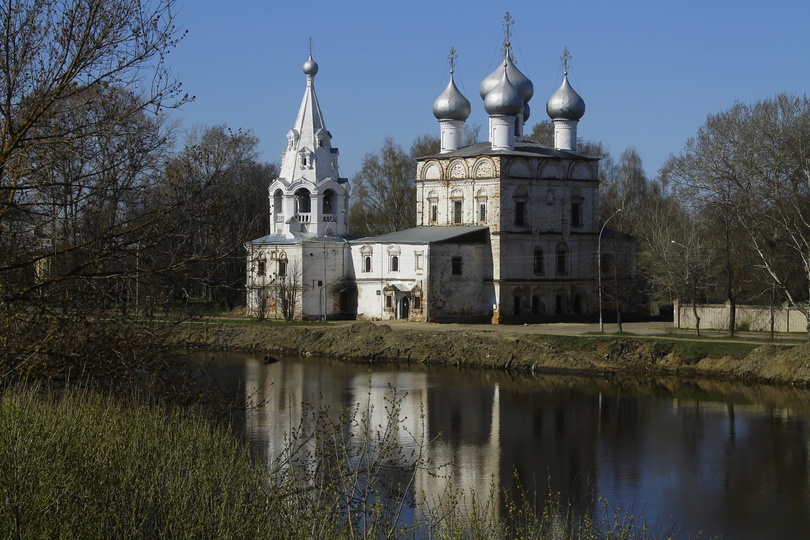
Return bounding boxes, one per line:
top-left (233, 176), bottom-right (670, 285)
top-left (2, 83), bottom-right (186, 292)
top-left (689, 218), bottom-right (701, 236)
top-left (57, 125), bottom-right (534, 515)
top-left (169, 319), bottom-right (810, 386)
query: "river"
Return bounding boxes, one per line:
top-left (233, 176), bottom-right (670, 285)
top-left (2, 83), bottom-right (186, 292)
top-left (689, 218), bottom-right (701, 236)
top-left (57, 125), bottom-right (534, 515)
top-left (190, 350), bottom-right (810, 539)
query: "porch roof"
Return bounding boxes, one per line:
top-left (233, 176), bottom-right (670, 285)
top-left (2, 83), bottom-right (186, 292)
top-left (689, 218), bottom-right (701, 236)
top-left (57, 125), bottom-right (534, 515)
top-left (352, 226), bottom-right (488, 245)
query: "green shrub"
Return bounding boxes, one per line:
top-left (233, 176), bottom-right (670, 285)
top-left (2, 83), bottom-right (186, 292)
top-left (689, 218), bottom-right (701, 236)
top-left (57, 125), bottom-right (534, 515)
top-left (0, 387), bottom-right (272, 539)
top-left (0, 386), bottom-right (659, 539)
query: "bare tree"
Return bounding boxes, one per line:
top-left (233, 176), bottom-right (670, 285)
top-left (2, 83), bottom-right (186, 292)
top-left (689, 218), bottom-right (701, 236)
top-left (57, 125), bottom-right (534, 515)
top-left (274, 261), bottom-right (302, 322)
top-left (350, 138), bottom-right (416, 237)
top-left (664, 94), bottom-right (810, 340)
top-left (0, 0), bottom-right (194, 380)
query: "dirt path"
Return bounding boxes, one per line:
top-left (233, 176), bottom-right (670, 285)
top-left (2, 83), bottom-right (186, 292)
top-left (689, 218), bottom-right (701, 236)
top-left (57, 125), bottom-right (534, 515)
top-left (170, 319), bottom-right (810, 387)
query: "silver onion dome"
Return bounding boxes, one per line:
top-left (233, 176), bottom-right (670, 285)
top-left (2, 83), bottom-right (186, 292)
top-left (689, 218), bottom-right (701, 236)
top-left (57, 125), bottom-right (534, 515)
top-left (484, 66), bottom-right (524, 116)
top-left (303, 55), bottom-right (319, 76)
top-left (546, 74), bottom-right (585, 120)
top-left (522, 101), bottom-right (531, 122)
top-left (433, 74), bottom-right (471, 121)
top-left (480, 55), bottom-right (533, 104)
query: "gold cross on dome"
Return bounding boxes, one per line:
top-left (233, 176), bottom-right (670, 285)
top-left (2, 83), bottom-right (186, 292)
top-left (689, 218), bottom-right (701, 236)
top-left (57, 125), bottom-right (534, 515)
top-left (448, 47), bottom-right (457, 74)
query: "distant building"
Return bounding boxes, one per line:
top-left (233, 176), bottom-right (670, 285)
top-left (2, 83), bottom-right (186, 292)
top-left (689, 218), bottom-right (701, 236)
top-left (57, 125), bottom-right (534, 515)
top-left (246, 19), bottom-right (639, 323)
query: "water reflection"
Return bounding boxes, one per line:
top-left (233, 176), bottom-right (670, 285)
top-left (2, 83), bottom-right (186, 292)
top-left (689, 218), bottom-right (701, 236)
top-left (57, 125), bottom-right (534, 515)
top-left (203, 351), bottom-right (810, 539)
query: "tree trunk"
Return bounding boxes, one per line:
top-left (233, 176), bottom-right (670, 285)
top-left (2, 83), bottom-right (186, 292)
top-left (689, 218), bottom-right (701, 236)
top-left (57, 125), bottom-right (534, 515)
top-left (692, 300), bottom-right (701, 336)
top-left (727, 297), bottom-right (736, 337)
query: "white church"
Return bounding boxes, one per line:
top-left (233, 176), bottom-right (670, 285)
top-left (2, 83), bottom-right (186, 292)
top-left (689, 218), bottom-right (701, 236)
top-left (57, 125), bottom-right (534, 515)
top-left (246, 21), bottom-right (636, 323)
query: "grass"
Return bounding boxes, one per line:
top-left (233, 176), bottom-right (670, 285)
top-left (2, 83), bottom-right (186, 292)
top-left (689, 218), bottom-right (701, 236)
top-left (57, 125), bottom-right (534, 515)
top-left (0, 386), bottom-right (665, 539)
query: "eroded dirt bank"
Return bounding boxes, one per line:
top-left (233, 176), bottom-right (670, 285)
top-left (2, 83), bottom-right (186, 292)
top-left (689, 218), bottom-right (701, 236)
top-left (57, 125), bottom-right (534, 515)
top-left (169, 321), bottom-right (810, 386)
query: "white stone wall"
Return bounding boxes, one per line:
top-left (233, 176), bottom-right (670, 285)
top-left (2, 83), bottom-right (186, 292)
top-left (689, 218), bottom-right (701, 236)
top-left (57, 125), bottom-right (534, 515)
top-left (426, 243), bottom-right (490, 322)
top-left (352, 242), bottom-right (428, 321)
top-left (246, 241), bottom-right (351, 320)
top-left (675, 301), bottom-right (809, 334)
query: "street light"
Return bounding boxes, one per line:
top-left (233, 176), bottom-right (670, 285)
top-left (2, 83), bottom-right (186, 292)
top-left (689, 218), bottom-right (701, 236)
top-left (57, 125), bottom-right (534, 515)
top-left (598, 208), bottom-right (623, 332)
top-left (670, 239), bottom-right (700, 335)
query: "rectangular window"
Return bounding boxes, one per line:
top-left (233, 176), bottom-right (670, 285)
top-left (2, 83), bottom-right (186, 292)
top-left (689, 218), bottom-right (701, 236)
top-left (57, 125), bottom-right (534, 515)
top-left (532, 295), bottom-right (542, 315)
top-left (451, 256), bottom-right (463, 275)
top-left (385, 294), bottom-right (393, 309)
top-left (413, 296), bottom-right (422, 310)
top-left (453, 200), bottom-right (462, 224)
top-left (556, 248), bottom-right (567, 275)
top-left (415, 252), bottom-right (423, 270)
top-left (430, 204), bottom-right (438, 223)
top-left (515, 201), bottom-right (526, 226)
top-left (257, 261), bottom-right (266, 276)
top-left (479, 202), bottom-right (487, 222)
top-left (571, 201), bottom-right (583, 227)
top-left (533, 248), bottom-right (544, 275)
top-left (278, 260), bottom-right (287, 277)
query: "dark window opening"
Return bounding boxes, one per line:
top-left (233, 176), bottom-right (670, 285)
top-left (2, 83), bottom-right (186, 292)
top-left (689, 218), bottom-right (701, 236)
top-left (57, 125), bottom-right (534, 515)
top-left (532, 295), bottom-right (542, 315)
top-left (257, 261), bottom-right (266, 276)
top-left (295, 189), bottom-right (311, 213)
top-left (515, 201), bottom-right (526, 226)
top-left (323, 190), bottom-right (335, 214)
top-left (533, 248), bottom-right (544, 275)
top-left (556, 246), bottom-right (568, 275)
top-left (453, 200), bottom-right (462, 224)
top-left (278, 260), bottom-right (287, 277)
top-left (513, 296), bottom-right (522, 315)
top-left (479, 202), bottom-right (487, 222)
top-left (364, 256), bottom-right (372, 273)
top-left (571, 201), bottom-right (583, 227)
top-left (431, 204), bottom-right (438, 222)
top-left (391, 256), bottom-right (399, 272)
top-left (451, 256), bottom-right (463, 275)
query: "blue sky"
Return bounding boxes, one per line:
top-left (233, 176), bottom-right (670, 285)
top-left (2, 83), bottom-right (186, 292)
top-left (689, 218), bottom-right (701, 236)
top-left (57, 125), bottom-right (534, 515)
top-left (169, 1), bottom-right (810, 180)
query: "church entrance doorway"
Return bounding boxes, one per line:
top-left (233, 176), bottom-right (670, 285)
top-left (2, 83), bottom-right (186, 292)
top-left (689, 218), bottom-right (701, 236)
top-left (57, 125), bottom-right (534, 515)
top-left (398, 296), bottom-right (410, 320)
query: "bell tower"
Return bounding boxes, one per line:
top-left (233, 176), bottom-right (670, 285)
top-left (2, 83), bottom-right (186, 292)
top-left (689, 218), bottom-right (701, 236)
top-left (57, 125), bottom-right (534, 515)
top-left (268, 40), bottom-right (350, 238)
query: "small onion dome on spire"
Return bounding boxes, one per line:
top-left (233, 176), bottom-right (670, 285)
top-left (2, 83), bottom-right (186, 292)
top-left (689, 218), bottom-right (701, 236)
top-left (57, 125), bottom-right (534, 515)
top-left (480, 55), bottom-right (533, 104)
top-left (433, 73), bottom-right (471, 121)
top-left (303, 54), bottom-right (319, 76)
top-left (484, 64), bottom-right (524, 116)
top-left (546, 73), bottom-right (585, 120)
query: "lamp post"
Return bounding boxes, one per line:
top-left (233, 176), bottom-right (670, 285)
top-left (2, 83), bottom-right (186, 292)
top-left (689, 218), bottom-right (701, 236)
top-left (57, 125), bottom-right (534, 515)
top-left (598, 208), bottom-right (623, 332)
top-left (671, 240), bottom-right (700, 335)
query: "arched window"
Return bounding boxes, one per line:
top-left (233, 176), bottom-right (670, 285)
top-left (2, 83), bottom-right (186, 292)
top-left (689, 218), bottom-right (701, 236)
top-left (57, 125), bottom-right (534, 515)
top-left (556, 243), bottom-right (568, 275)
top-left (533, 248), bottom-right (544, 275)
top-left (513, 187), bottom-right (529, 227)
top-left (364, 256), bottom-right (372, 273)
top-left (273, 190), bottom-right (283, 217)
top-left (295, 188), bottom-right (311, 213)
top-left (390, 256), bottom-right (399, 272)
top-left (277, 252), bottom-right (288, 277)
top-left (451, 189), bottom-right (463, 225)
top-left (322, 189), bottom-right (336, 215)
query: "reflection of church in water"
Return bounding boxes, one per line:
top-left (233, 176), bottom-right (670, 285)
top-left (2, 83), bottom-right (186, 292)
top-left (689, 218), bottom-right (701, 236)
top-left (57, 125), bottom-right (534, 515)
top-left (247, 14), bottom-right (636, 323)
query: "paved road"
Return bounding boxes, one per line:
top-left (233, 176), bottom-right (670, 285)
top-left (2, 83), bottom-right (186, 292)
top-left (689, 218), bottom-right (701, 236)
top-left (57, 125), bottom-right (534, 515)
top-left (329, 319), bottom-right (805, 343)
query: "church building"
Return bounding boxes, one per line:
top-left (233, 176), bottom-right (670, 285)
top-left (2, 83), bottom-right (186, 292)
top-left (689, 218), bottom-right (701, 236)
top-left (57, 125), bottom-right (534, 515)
top-left (247, 19), bottom-right (635, 323)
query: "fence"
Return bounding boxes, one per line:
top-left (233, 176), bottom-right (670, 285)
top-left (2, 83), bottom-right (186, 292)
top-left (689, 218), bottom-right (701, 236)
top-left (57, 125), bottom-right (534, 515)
top-left (674, 300), bottom-right (807, 333)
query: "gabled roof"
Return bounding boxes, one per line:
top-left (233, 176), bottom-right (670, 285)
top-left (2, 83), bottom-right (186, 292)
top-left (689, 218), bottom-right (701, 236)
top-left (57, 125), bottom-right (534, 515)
top-left (416, 140), bottom-right (598, 161)
top-left (352, 226), bottom-right (488, 245)
top-left (248, 231), bottom-right (348, 246)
